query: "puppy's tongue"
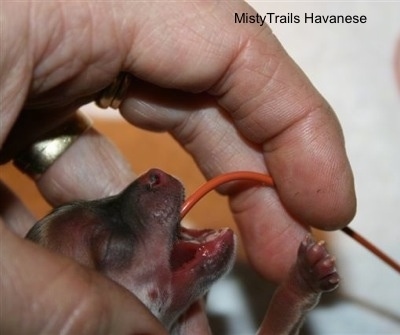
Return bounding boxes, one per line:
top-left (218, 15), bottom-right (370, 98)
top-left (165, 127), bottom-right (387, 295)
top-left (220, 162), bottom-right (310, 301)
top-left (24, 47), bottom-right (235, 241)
top-left (170, 226), bottom-right (233, 273)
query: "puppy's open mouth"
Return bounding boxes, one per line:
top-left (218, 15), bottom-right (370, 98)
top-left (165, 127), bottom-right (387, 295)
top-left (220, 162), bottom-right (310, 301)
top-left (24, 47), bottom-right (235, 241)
top-left (170, 225), bottom-right (235, 277)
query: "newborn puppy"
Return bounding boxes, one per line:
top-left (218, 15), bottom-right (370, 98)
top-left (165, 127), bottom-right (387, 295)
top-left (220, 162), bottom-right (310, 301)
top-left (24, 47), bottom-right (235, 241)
top-left (26, 169), bottom-right (339, 334)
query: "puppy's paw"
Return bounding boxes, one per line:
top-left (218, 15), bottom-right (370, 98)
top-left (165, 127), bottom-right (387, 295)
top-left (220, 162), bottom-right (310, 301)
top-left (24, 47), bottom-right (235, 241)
top-left (296, 235), bottom-right (340, 293)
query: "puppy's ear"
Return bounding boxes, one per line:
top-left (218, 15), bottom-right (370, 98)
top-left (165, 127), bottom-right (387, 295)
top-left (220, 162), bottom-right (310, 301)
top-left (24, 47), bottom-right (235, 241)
top-left (26, 204), bottom-right (95, 269)
top-left (26, 204), bottom-right (79, 245)
top-left (26, 199), bottom-right (137, 273)
top-left (26, 219), bottom-right (49, 244)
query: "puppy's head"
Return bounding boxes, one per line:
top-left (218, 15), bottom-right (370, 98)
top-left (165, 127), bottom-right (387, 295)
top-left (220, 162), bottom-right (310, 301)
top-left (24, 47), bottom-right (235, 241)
top-left (27, 169), bottom-right (236, 329)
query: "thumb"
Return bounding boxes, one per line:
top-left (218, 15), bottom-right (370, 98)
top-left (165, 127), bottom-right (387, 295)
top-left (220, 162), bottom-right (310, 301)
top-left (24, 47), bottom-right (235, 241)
top-left (0, 221), bottom-right (167, 335)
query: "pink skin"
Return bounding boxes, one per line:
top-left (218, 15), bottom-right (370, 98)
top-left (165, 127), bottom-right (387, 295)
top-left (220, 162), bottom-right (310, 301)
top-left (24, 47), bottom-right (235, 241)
top-left (26, 169), bottom-right (339, 334)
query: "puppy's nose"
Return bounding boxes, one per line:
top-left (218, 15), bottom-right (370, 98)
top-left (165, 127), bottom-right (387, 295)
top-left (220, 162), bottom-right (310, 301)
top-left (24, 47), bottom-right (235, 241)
top-left (144, 169), bottom-right (168, 189)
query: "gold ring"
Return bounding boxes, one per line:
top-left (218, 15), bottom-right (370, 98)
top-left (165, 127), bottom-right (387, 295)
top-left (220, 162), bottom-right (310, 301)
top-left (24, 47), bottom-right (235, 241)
top-left (13, 112), bottom-right (92, 180)
top-left (95, 72), bottom-right (131, 109)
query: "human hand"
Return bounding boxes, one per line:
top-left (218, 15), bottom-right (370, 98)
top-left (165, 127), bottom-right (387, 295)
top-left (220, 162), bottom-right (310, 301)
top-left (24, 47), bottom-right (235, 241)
top-left (1, 1), bottom-right (355, 333)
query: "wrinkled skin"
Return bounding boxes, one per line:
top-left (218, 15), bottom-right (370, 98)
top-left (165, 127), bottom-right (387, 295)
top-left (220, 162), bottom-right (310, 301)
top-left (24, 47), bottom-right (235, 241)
top-left (27, 169), bottom-right (339, 334)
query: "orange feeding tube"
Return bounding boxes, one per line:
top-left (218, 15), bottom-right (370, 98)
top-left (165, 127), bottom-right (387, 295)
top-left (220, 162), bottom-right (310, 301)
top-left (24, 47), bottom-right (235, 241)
top-left (181, 171), bottom-right (274, 218)
top-left (180, 171), bottom-right (400, 274)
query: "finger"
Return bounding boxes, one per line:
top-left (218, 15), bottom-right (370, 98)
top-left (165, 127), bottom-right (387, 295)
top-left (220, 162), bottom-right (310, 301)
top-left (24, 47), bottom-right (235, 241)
top-left (0, 220), bottom-right (167, 335)
top-left (36, 125), bottom-right (135, 206)
top-left (0, 181), bottom-right (36, 236)
top-left (123, 89), bottom-right (267, 180)
top-left (116, 2), bottom-right (355, 230)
